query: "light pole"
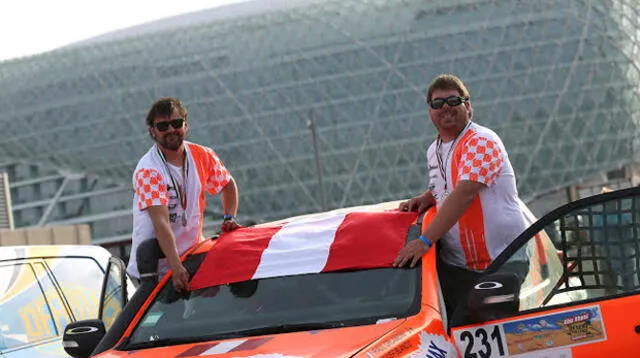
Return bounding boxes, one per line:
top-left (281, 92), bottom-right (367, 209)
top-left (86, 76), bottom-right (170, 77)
top-left (308, 110), bottom-right (327, 211)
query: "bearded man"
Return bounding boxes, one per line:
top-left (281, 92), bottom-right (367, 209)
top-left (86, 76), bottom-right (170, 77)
top-left (128, 97), bottom-right (239, 291)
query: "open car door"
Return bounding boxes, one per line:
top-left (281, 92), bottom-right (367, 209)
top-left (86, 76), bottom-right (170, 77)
top-left (450, 187), bottom-right (640, 357)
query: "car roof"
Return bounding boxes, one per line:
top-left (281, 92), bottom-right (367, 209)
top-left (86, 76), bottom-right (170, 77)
top-left (0, 244), bottom-right (111, 263)
top-left (191, 199), bottom-right (405, 255)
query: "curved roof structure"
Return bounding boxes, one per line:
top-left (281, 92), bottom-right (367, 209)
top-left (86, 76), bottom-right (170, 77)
top-left (1, 0), bottom-right (639, 242)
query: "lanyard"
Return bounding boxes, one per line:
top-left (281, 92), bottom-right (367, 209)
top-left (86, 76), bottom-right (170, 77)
top-left (157, 146), bottom-right (189, 226)
top-left (436, 121), bottom-right (472, 192)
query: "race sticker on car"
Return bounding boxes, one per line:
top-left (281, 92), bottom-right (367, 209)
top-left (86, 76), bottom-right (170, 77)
top-left (501, 305), bottom-right (605, 355)
top-left (454, 323), bottom-right (507, 357)
top-left (410, 332), bottom-right (459, 357)
top-left (507, 348), bottom-right (572, 358)
top-left (453, 305), bottom-right (606, 357)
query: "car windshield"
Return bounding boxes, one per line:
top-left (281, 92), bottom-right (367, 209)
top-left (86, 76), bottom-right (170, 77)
top-left (124, 252), bottom-right (421, 348)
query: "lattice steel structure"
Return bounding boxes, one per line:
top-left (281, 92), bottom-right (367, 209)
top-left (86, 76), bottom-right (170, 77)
top-left (0, 0), bottom-right (639, 243)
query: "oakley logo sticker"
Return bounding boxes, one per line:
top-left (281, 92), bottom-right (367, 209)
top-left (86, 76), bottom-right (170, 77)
top-left (474, 281), bottom-right (504, 290)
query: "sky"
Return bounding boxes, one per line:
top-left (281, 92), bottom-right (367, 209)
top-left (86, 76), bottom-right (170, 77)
top-left (0, 0), bottom-right (247, 61)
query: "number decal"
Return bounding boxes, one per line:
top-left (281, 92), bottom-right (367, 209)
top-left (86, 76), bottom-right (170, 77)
top-left (490, 325), bottom-right (505, 356)
top-left (460, 331), bottom-right (477, 358)
top-left (475, 328), bottom-right (491, 358)
top-left (454, 325), bottom-right (506, 358)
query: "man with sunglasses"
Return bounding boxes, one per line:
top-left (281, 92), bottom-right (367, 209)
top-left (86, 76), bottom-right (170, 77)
top-left (394, 74), bottom-right (529, 314)
top-left (127, 97), bottom-right (240, 292)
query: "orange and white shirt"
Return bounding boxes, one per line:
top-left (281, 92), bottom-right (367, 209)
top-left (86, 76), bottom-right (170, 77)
top-left (127, 141), bottom-right (232, 278)
top-left (425, 122), bottom-right (528, 271)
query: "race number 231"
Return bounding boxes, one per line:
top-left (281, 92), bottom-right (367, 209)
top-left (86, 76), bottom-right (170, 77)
top-left (454, 325), bottom-right (506, 358)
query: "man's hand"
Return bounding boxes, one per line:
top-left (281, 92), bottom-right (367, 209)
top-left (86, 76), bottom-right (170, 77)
top-left (171, 263), bottom-right (190, 292)
top-left (399, 192), bottom-right (435, 213)
top-left (221, 218), bottom-right (240, 232)
top-left (393, 239), bottom-right (430, 268)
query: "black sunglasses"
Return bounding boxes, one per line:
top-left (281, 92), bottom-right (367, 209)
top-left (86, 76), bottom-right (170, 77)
top-left (155, 118), bottom-right (185, 131)
top-left (428, 96), bottom-right (469, 110)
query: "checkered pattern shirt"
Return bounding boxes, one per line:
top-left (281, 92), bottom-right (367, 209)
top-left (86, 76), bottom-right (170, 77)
top-left (127, 141), bottom-right (232, 278)
top-left (425, 122), bottom-right (528, 270)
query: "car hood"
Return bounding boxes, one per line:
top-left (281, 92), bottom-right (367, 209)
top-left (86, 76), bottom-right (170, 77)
top-left (97, 320), bottom-right (405, 358)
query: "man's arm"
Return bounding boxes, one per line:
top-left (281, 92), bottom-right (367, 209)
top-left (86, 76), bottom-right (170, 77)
top-left (421, 181), bottom-right (485, 243)
top-left (220, 177), bottom-right (238, 217)
top-left (220, 177), bottom-right (240, 232)
top-left (147, 206), bottom-right (182, 269)
top-left (147, 205), bottom-right (189, 291)
top-left (203, 147), bottom-right (238, 230)
top-left (393, 180), bottom-right (485, 267)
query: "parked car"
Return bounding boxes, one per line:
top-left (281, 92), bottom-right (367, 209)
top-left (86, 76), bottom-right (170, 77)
top-left (64, 187), bottom-right (640, 357)
top-left (0, 244), bottom-right (134, 357)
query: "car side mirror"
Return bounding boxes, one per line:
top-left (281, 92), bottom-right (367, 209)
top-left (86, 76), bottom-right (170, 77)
top-left (464, 271), bottom-right (521, 324)
top-left (62, 319), bottom-right (106, 358)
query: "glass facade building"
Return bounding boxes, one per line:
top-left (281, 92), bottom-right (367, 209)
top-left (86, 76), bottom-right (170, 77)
top-left (0, 0), bottom-right (639, 243)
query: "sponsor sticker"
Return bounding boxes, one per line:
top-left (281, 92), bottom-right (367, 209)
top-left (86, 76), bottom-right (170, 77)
top-left (514, 348), bottom-right (572, 358)
top-left (410, 332), bottom-right (458, 358)
top-left (454, 324), bottom-right (507, 357)
top-left (365, 328), bottom-right (416, 357)
top-left (502, 305), bottom-right (605, 355)
top-left (454, 305), bottom-right (605, 357)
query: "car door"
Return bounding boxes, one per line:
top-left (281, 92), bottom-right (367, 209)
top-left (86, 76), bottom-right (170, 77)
top-left (450, 187), bottom-right (640, 357)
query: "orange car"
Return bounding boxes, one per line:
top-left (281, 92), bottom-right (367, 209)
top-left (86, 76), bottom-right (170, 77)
top-left (63, 188), bottom-right (640, 357)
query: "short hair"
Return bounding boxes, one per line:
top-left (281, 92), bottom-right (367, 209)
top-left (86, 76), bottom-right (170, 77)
top-left (145, 97), bottom-right (188, 127)
top-left (426, 74), bottom-right (471, 103)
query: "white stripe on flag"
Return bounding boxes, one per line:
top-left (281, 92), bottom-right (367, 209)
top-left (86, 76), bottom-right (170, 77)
top-left (253, 213), bottom-right (347, 280)
top-left (200, 339), bottom-right (246, 355)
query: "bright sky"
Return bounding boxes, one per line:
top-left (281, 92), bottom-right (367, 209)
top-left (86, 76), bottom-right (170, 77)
top-left (0, 0), bottom-right (247, 61)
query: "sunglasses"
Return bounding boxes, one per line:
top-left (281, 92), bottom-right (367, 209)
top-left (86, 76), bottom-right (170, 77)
top-left (428, 96), bottom-right (469, 110)
top-left (154, 118), bottom-right (185, 131)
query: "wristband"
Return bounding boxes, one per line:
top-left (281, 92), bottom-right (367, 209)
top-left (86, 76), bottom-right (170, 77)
top-left (419, 234), bottom-right (433, 248)
top-left (223, 214), bottom-right (235, 221)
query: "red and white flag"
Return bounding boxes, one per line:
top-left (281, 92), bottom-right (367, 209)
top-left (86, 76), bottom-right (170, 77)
top-left (189, 210), bottom-right (418, 290)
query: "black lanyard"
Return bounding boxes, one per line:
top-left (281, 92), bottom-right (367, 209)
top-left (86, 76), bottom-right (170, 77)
top-left (157, 147), bottom-right (189, 225)
top-left (435, 121), bottom-right (472, 192)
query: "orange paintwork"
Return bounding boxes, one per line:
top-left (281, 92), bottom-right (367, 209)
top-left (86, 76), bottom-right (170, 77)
top-left (569, 294), bottom-right (640, 356)
top-left (97, 320), bottom-right (406, 357)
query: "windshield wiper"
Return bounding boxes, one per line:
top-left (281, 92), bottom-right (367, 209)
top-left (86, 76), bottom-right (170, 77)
top-left (211, 322), bottom-right (348, 339)
top-left (123, 322), bottom-right (347, 350)
top-left (122, 336), bottom-right (209, 350)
